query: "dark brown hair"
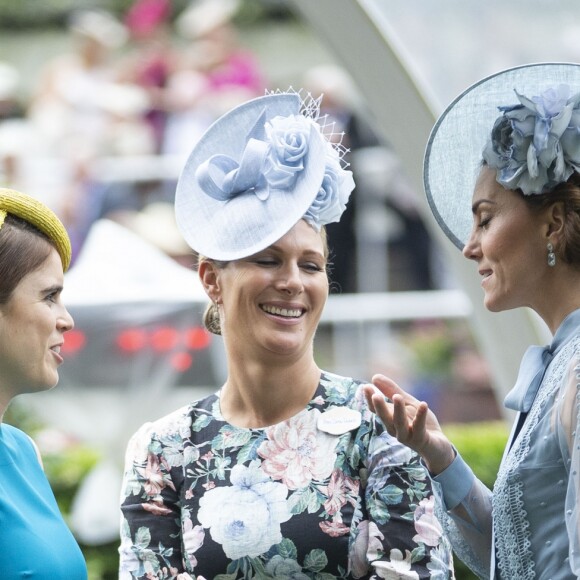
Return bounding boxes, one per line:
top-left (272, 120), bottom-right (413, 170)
top-left (519, 171), bottom-right (580, 266)
top-left (0, 214), bottom-right (56, 305)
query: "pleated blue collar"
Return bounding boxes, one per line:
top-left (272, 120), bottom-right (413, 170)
top-left (504, 308), bottom-right (580, 412)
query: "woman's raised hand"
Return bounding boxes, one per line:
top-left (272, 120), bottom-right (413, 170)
top-left (363, 374), bottom-right (456, 475)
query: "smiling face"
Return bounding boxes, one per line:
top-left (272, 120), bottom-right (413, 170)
top-left (0, 247), bottom-right (74, 401)
top-left (462, 166), bottom-right (550, 312)
top-left (201, 219), bottom-right (329, 360)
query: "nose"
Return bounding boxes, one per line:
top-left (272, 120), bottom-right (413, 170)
top-left (275, 262), bottom-right (304, 294)
top-left (57, 306), bottom-right (75, 333)
top-left (462, 229), bottom-right (480, 261)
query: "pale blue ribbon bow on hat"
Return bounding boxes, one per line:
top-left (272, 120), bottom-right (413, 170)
top-left (504, 309), bottom-right (580, 412)
top-left (196, 109), bottom-right (272, 202)
top-left (195, 108), bottom-right (312, 203)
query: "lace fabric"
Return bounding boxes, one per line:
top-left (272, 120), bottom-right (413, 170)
top-left (493, 338), bottom-right (577, 579)
top-left (431, 313), bottom-right (580, 579)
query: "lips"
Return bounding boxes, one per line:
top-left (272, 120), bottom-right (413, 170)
top-left (260, 304), bottom-right (305, 318)
top-left (49, 343), bottom-right (64, 363)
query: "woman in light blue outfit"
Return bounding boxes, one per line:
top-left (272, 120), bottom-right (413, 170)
top-left (0, 189), bottom-right (87, 579)
top-left (365, 62), bottom-right (580, 579)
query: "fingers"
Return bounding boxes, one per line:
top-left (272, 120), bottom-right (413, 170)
top-left (392, 394), bottom-right (410, 437)
top-left (362, 384), bottom-right (395, 433)
top-left (371, 373), bottom-right (412, 401)
top-left (363, 378), bottom-right (432, 445)
top-left (412, 401), bottom-right (429, 442)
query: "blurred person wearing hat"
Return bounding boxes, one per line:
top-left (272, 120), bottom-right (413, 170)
top-left (119, 0), bottom-right (174, 153)
top-left (161, 0), bottom-right (265, 156)
top-left (118, 91), bottom-right (454, 578)
top-left (366, 63), bottom-right (580, 579)
top-left (0, 189), bottom-right (86, 578)
top-left (27, 8), bottom-right (129, 159)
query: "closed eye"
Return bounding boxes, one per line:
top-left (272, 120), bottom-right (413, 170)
top-left (478, 216), bottom-right (491, 229)
top-left (301, 262), bottom-right (325, 272)
top-left (254, 259), bottom-right (278, 267)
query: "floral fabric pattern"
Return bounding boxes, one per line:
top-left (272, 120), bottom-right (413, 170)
top-left (119, 371), bottom-right (454, 579)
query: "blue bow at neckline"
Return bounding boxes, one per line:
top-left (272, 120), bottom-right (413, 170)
top-left (504, 309), bottom-right (580, 412)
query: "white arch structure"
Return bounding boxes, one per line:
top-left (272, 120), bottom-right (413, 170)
top-left (291, 0), bottom-right (550, 410)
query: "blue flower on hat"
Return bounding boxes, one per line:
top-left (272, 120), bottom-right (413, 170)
top-left (264, 114), bottom-right (311, 189)
top-left (175, 91), bottom-right (355, 260)
top-left (194, 100), bottom-right (353, 228)
top-left (483, 84), bottom-right (580, 194)
top-left (195, 112), bottom-right (316, 202)
top-left (304, 148), bottom-right (354, 229)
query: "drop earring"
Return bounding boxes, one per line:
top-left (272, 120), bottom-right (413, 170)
top-left (547, 242), bottom-right (556, 267)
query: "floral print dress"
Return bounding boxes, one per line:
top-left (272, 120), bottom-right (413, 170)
top-left (119, 371), bottom-right (454, 579)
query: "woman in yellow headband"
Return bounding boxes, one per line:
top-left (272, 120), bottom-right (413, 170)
top-left (0, 188), bottom-right (87, 578)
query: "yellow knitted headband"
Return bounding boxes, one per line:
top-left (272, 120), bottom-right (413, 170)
top-left (0, 188), bottom-right (72, 271)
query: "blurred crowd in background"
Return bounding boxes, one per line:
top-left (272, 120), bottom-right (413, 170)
top-left (0, 0), bottom-right (501, 425)
top-left (0, 6), bottom-right (502, 571)
top-left (0, 0), bottom-right (441, 295)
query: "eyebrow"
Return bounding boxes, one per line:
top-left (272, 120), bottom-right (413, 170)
top-left (471, 199), bottom-right (496, 214)
top-left (267, 244), bottom-right (325, 258)
top-left (40, 284), bottom-right (63, 295)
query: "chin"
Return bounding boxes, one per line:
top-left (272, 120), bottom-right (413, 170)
top-left (483, 294), bottom-right (513, 313)
top-left (484, 301), bottom-right (502, 313)
top-left (41, 372), bottom-right (60, 391)
top-left (264, 337), bottom-right (303, 356)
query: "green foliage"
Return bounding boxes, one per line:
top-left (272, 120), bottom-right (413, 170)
top-left (42, 444), bottom-right (101, 515)
top-left (400, 320), bottom-right (460, 380)
top-left (83, 541), bottom-right (121, 580)
top-left (443, 421), bottom-right (508, 489)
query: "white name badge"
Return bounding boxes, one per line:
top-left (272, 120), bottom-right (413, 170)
top-left (317, 407), bottom-right (362, 435)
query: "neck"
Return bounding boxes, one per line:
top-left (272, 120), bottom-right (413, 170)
top-left (220, 355), bottom-right (321, 429)
top-left (533, 268), bottom-right (580, 334)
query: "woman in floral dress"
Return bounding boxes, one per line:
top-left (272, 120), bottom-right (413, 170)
top-left (119, 90), bottom-right (454, 579)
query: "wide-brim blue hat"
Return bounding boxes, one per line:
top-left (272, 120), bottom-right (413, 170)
top-left (424, 62), bottom-right (580, 250)
top-left (175, 91), bottom-right (354, 260)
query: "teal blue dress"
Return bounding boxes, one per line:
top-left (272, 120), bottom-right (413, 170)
top-left (0, 423), bottom-right (87, 579)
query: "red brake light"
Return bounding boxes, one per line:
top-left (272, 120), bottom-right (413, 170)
top-left (150, 326), bottom-right (180, 352)
top-left (117, 328), bottom-right (148, 352)
top-left (62, 330), bottom-right (86, 354)
top-left (185, 327), bottom-right (212, 350)
top-left (171, 351), bottom-right (193, 372)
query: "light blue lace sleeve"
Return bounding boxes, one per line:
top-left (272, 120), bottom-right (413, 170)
top-left (557, 351), bottom-right (580, 575)
top-left (431, 452), bottom-right (493, 579)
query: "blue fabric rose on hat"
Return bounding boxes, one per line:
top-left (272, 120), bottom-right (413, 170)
top-left (176, 90), bottom-right (355, 260)
top-left (304, 148), bottom-right (354, 229)
top-left (264, 114), bottom-right (311, 189)
top-left (483, 84), bottom-right (580, 194)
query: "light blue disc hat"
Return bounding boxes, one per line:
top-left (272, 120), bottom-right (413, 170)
top-left (424, 62), bottom-right (580, 250)
top-left (175, 90), bottom-right (355, 260)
